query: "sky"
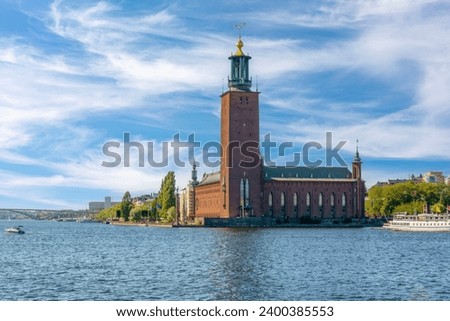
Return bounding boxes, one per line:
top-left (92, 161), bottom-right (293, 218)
top-left (1, 0), bottom-right (449, 209)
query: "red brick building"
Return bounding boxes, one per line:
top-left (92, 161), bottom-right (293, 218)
top-left (179, 37), bottom-right (365, 225)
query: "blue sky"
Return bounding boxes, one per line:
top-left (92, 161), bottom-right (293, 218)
top-left (1, 0), bottom-right (449, 209)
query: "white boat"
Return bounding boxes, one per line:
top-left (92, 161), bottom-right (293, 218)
top-left (383, 213), bottom-right (450, 232)
top-left (5, 226), bottom-right (25, 234)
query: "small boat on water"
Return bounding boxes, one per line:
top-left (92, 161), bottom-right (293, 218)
top-left (5, 226), bottom-right (25, 234)
top-left (383, 212), bottom-right (450, 232)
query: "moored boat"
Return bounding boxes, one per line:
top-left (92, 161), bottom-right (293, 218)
top-left (383, 212), bottom-right (450, 231)
top-left (5, 226), bottom-right (25, 234)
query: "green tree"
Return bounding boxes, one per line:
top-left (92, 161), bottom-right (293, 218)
top-left (121, 191), bottom-right (132, 222)
top-left (431, 203), bottom-right (445, 214)
top-left (150, 197), bottom-right (159, 222)
top-left (96, 203), bottom-right (121, 221)
top-left (366, 185), bottom-right (385, 217)
top-left (157, 171), bottom-right (176, 222)
top-left (130, 202), bottom-right (152, 222)
top-left (366, 181), bottom-right (449, 216)
top-left (166, 206), bottom-right (176, 222)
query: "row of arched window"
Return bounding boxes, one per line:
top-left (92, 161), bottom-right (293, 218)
top-left (267, 192), bottom-right (349, 218)
top-left (268, 192), bottom-right (346, 207)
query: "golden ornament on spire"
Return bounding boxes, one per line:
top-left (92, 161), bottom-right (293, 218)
top-left (235, 36), bottom-right (245, 56)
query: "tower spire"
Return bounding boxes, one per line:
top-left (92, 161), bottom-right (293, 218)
top-left (191, 162), bottom-right (198, 185)
top-left (354, 139), bottom-right (361, 162)
top-left (228, 24), bottom-right (252, 91)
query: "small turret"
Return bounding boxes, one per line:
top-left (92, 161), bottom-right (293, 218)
top-left (352, 140), bottom-right (362, 180)
top-left (191, 163), bottom-right (198, 185)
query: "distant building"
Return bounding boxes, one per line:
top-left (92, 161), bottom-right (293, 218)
top-left (422, 172), bottom-right (445, 183)
top-left (179, 166), bottom-right (197, 224)
top-left (88, 196), bottom-right (120, 211)
top-left (374, 174), bottom-right (422, 187)
top-left (132, 193), bottom-right (158, 206)
top-left (373, 172), bottom-right (448, 188)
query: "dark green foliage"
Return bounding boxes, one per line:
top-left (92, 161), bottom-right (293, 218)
top-left (157, 171), bottom-right (176, 222)
top-left (96, 203), bottom-right (121, 221)
top-left (366, 182), bottom-right (449, 217)
top-left (121, 191), bottom-right (132, 222)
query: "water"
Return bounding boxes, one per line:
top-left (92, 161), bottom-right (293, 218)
top-left (1, 220), bottom-right (449, 301)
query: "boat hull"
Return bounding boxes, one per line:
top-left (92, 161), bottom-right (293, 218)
top-left (383, 224), bottom-right (450, 232)
top-left (383, 213), bottom-right (450, 232)
top-left (5, 228), bottom-right (25, 234)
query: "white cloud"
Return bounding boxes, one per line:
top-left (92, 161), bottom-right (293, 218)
top-left (252, 0), bottom-right (450, 160)
top-left (1, 0), bottom-right (449, 208)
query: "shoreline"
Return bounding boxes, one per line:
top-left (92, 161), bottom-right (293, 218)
top-left (110, 222), bottom-right (172, 228)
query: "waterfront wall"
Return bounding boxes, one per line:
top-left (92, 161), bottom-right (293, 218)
top-left (202, 217), bottom-right (370, 228)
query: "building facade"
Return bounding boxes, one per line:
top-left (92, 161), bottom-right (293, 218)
top-left (89, 196), bottom-right (120, 211)
top-left (179, 37), bottom-right (365, 224)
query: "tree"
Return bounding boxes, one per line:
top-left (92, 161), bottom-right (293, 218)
top-left (130, 202), bottom-right (152, 222)
top-left (157, 171), bottom-right (176, 222)
top-left (366, 185), bottom-right (385, 217)
top-left (166, 206), bottom-right (176, 222)
top-left (431, 203), bottom-right (445, 214)
top-left (150, 197), bottom-right (159, 222)
top-left (121, 191), bottom-right (132, 222)
top-left (96, 203), bottom-right (121, 221)
top-left (366, 181), bottom-right (449, 216)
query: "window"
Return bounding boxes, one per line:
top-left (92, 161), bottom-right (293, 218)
top-left (306, 193), bottom-right (311, 206)
top-left (269, 192), bottom-right (273, 207)
top-left (293, 193), bottom-right (298, 206)
top-left (330, 193), bottom-right (335, 206)
top-left (245, 178), bottom-right (250, 207)
top-left (319, 193), bottom-right (323, 207)
top-left (342, 193), bottom-right (346, 207)
top-left (240, 179), bottom-right (244, 207)
top-left (281, 192), bottom-right (285, 207)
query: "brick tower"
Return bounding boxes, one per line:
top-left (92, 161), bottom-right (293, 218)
top-left (220, 36), bottom-right (262, 218)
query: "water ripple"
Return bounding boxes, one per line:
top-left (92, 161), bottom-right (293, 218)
top-left (0, 221), bottom-right (449, 300)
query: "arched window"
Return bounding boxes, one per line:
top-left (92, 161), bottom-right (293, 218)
top-left (240, 179), bottom-right (244, 207)
top-left (330, 193), bottom-right (335, 206)
top-left (268, 192), bottom-right (273, 216)
top-left (342, 193), bottom-right (346, 207)
top-left (245, 178), bottom-right (250, 207)
top-left (306, 192), bottom-right (311, 206)
top-left (319, 193), bottom-right (323, 207)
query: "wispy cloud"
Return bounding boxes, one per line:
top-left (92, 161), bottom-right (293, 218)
top-left (0, 0), bottom-right (449, 208)
top-left (253, 0), bottom-right (450, 160)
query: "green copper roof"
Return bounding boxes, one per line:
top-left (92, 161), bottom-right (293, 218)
top-left (263, 166), bottom-right (352, 180)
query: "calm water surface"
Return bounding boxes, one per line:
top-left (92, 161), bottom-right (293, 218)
top-left (1, 220), bottom-right (449, 300)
